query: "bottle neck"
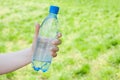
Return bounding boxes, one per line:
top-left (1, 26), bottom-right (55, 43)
top-left (48, 13), bottom-right (57, 18)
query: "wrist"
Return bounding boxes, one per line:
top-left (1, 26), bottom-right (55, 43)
top-left (24, 47), bottom-right (33, 63)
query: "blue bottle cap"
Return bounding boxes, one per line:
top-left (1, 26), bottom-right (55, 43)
top-left (49, 5), bottom-right (59, 14)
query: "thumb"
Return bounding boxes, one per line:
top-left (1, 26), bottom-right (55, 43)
top-left (32, 23), bottom-right (40, 51)
top-left (35, 23), bottom-right (40, 39)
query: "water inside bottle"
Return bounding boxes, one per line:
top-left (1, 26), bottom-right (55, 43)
top-left (32, 60), bottom-right (51, 72)
top-left (32, 36), bottom-right (53, 72)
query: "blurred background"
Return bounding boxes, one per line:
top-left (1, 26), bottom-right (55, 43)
top-left (0, 0), bottom-right (120, 80)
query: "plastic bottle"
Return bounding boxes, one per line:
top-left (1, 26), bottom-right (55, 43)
top-left (32, 5), bottom-right (59, 72)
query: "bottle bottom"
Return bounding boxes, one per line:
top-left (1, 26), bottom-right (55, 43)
top-left (32, 60), bottom-right (51, 72)
top-left (33, 66), bottom-right (41, 71)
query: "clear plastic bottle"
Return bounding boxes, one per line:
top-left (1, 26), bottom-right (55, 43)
top-left (32, 5), bottom-right (59, 72)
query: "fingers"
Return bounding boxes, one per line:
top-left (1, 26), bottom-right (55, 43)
top-left (51, 47), bottom-right (58, 57)
top-left (56, 32), bottom-right (62, 38)
top-left (52, 32), bottom-right (62, 45)
top-left (51, 32), bottom-right (62, 57)
top-left (51, 46), bottom-right (59, 57)
top-left (51, 52), bottom-right (57, 57)
top-left (52, 39), bottom-right (62, 45)
top-left (51, 46), bottom-right (59, 52)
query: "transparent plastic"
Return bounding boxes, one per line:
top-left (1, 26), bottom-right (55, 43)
top-left (32, 13), bottom-right (58, 72)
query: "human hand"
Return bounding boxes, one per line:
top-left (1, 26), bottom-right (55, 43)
top-left (32, 23), bottom-right (62, 57)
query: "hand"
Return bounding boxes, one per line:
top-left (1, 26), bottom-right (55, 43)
top-left (32, 23), bottom-right (62, 57)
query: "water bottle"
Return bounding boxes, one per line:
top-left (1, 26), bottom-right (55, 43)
top-left (32, 5), bottom-right (59, 72)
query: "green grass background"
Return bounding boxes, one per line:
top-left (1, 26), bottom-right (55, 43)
top-left (0, 0), bottom-right (120, 80)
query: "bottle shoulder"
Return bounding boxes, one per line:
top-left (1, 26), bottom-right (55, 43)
top-left (46, 15), bottom-right (57, 20)
top-left (41, 16), bottom-right (58, 26)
